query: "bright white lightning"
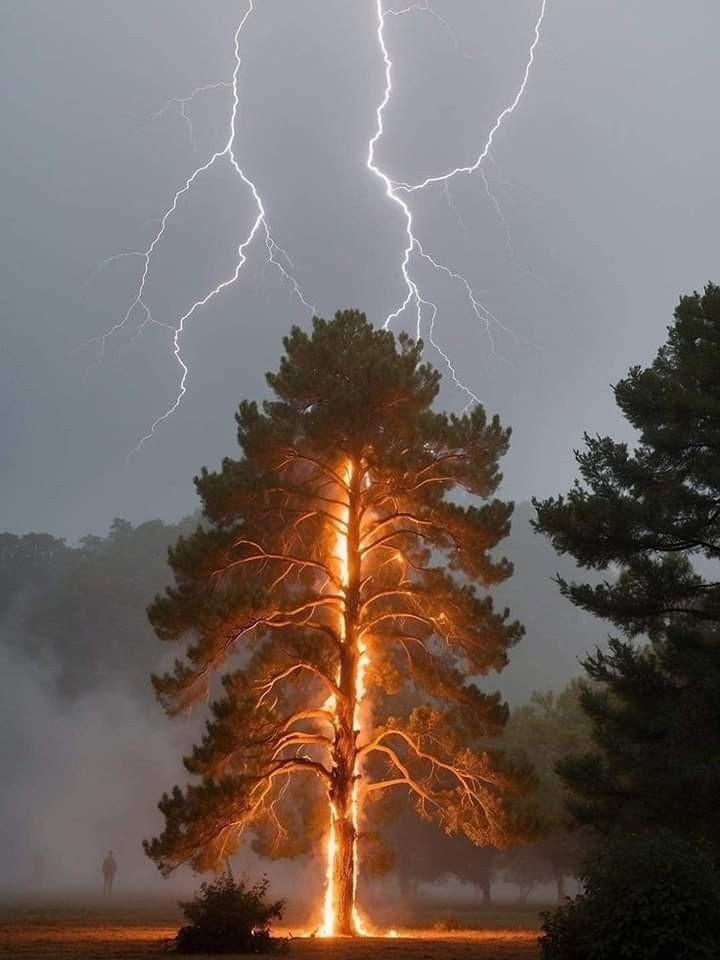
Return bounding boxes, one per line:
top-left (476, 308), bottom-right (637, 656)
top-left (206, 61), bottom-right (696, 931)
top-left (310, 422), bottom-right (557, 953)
top-left (368, 0), bottom-right (548, 401)
top-left (396, 0), bottom-right (548, 193)
top-left (366, 1), bottom-right (479, 408)
top-left (84, 0), bottom-right (313, 458)
top-left (87, 1), bottom-right (547, 450)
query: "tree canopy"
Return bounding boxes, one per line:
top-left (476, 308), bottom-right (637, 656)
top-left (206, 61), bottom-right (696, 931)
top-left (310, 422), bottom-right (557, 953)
top-left (144, 310), bottom-right (526, 934)
top-left (534, 284), bottom-right (720, 854)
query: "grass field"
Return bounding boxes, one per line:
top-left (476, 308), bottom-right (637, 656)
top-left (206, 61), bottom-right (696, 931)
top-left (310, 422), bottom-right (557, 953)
top-left (0, 898), bottom-right (544, 958)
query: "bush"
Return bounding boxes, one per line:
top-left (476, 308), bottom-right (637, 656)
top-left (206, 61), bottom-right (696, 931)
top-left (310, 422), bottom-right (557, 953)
top-left (175, 873), bottom-right (285, 954)
top-left (539, 832), bottom-right (720, 960)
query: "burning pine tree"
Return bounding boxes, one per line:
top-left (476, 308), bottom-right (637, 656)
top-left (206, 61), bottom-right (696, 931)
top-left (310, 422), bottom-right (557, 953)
top-left (145, 311), bottom-right (526, 935)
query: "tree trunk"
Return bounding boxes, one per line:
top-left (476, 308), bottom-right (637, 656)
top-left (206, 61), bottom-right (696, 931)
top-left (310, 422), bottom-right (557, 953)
top-left (327, 694), bottom-right (358, 934)
top-left (326, 457), bottom-right (363, 936)
top-left (331, 786), bottom-right (356, 935)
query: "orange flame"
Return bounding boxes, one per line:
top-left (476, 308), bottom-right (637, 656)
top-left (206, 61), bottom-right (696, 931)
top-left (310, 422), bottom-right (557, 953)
top-left (318, 460), bottom-right (351, 937)
top-left (319, 800), bottom-right (339, 937)
top-left (317, 460), bottom-right (373, 937)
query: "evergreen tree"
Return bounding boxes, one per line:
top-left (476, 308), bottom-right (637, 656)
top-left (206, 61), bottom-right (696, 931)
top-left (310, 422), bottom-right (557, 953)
top-left (144, 310), bottom-right (525, 935)
top-left (558, 627), bottom-right (720, 852)
top-left (534, 284), bottom-right (720, 853)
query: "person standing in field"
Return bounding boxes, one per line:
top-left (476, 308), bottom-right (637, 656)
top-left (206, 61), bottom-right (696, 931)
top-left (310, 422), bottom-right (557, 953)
top-left (102, 851), bottom-right (117, 895)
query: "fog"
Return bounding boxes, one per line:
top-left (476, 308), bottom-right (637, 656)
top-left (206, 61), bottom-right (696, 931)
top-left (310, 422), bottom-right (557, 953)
top-left (0, 634), bottom-right (321, 907)
top-left (0, 505), bottom-right (603, 902)
top-left (0, 643), bottom-right (182, 895)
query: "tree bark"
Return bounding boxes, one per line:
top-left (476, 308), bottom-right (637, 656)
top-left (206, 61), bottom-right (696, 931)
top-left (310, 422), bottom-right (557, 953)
top-left (331, 782), bottom-right (356, 935)
top-left (327, 458), bottom-right (363, 936)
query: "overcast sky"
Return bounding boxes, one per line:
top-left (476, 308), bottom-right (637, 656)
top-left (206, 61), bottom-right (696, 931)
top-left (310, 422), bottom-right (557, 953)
top-left (2, 0), bottom-right (719, 541)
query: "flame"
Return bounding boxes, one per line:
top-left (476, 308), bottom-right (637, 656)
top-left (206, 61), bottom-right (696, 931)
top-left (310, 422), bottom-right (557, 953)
top-left (318, 459), bottom-right (373, 937)
top-left (318, 460), bottom-right (351, 937)
top-left (350, 642), bottom-right (371, 937)
top-left (319, 800), bottom-right (339, 937)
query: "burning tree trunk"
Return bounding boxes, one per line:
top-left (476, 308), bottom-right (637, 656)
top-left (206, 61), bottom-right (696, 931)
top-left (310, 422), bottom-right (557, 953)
top-left (143, 311), bottom-right (529, 935)
top-left (323, 459), bottom-right (363, 936)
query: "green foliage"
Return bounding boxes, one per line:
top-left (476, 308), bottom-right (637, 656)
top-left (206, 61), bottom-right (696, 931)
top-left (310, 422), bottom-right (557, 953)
top-left (534, 283), bottom-right (720, 640)
top-left (539, 832), bottom-right (720, 960)
top-left (0, 517), bottom-right (196, 697)
top-left (0, 532), bottom-right (68, 620)
top-left (145, 310), bottom-right (525, 878)
top-left (557, 628), bottom-right (720, 854)
top-left (533, 284), bottom-right (720, 854)
top-left (175, 873), bottom-right (285, 954)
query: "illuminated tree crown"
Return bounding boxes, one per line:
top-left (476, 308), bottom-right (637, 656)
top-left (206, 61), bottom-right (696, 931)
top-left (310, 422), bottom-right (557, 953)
top-left (144, 310), bottom-right (525, 935)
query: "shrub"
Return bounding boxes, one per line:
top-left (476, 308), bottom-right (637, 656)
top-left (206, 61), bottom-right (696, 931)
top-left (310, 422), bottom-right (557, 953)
top-left (175, 873), bottom-right (285, 954)
top-left (539, 832), bottom-right (720, 960)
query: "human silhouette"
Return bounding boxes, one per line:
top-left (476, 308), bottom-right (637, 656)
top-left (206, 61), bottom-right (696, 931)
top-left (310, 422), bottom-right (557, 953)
top-left (102, 851), bottom-right (117, 895)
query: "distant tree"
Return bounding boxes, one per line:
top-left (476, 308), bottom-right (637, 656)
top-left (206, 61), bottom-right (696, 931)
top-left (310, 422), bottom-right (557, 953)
top-left (500, 682), bottom-right (593, 901)
top-left (26, 517), bottom-right (196, 696)
top-left (374, 801), bottom-right (498, 908)
top-left (534, 284), bottom-right (720, 854)
top-left (144, 311), bottom-right (526, 935)
top-left (0, 532), bottom-right (68, 619)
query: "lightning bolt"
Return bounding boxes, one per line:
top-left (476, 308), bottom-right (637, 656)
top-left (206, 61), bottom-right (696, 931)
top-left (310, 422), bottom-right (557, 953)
top-left (86, 0), bottom-right (548, 452)
top-left (396, 0), bottom-right (548, 193)
top-left (367, 0), bottom-right (548, 401)
top-left (82, 0), bottom-right (313, 458)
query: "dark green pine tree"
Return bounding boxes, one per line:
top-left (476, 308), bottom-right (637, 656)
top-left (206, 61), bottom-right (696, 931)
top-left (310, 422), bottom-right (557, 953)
top-left (144, 310), bottom-right (525, 935)
top-left (534, 284), bottom-right (720, 854)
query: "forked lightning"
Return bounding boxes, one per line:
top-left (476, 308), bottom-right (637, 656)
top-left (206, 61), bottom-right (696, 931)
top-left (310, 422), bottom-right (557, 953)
top-left (85, 0), bottom-right (548, 451)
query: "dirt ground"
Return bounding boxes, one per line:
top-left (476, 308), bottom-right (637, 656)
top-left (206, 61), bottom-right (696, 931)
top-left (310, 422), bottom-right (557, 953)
top-left (0, 899), bottom-right (542, 959)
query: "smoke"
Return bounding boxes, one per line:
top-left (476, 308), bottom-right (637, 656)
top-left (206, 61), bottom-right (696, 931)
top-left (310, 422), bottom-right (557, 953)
top-left (0, 637), bottom-right (320, 913)
top-left (0, 637), bottom-right (194, 896)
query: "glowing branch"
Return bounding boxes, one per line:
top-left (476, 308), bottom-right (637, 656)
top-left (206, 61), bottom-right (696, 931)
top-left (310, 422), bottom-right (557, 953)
top-left (256, 663), bottom-right (344, 707)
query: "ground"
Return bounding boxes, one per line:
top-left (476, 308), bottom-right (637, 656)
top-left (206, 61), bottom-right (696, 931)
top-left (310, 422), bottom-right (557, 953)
top-left (0, 898), bottom-right (543, 958)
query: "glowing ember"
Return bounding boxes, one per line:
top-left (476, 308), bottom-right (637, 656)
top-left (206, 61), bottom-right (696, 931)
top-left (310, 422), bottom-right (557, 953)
top-left (319, 459), bottom-right (371, 937)
top-left (319, 801), bottom-right (339, 936)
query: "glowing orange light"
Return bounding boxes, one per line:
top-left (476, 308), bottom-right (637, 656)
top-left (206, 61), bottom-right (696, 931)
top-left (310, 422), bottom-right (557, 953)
top-left (319, 461), bottom-right (351, 937)
top-left (319, 801), bottom-right (339, 937)
top-left (318, 459), bottom-right (373, 937)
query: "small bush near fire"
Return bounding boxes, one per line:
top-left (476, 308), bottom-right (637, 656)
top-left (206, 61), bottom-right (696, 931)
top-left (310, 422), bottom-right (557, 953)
top-left (175, 873), bottom-right (285, 954)
top-left (539, 832), bottom-right (720, 960)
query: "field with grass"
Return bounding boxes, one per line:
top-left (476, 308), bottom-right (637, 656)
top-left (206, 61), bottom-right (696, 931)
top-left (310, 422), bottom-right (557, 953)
top-left (0, 897), bottom-right (543, 958)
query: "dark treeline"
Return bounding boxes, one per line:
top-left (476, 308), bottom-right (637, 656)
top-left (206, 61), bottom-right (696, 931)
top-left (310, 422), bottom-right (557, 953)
top-left (0, 505), bottom-right (600, 706)
top-left (0, 516), bottom-right (196, 698)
